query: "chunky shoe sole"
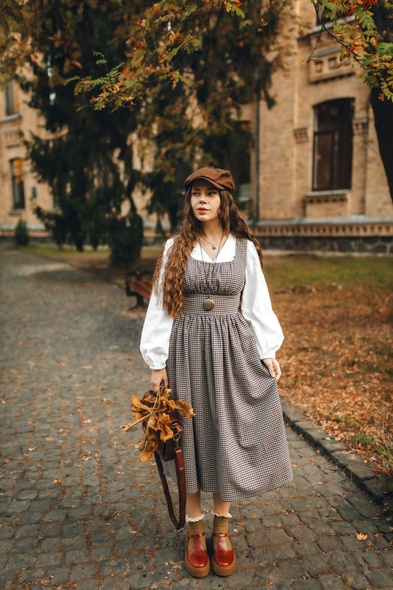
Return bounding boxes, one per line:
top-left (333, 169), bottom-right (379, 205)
top-left (211, 552), bottom-right (237, 577)
top-left (184, 553), bottom-right (210, 578)
top-left (184, 531), bottom-right (210, 578)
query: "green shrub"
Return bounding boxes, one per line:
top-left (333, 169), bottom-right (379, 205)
top-left (108, 214), bottom-right (143, 267)
top-left (14, 219), bottom-right (30, 247)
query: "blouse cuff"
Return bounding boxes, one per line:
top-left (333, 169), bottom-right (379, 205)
top-left (255, 339), bottom-right (281, 360)
top-left (148, 359), bottom-right (167, 371)
top-left (261, 351), bottom-right (277, 360)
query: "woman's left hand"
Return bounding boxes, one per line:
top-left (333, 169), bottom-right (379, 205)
top-left (262, 358), bottom-right (281, 381)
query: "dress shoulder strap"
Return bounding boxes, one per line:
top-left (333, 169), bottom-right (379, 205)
top-left (235, 238), bottom-right (248, 274)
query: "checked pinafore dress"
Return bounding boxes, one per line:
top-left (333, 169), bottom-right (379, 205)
top-left (164, 239), bottom-right (293, 502)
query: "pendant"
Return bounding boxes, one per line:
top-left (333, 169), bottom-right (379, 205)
top-left (212, 245), bottom-right (216, 250)
top-left (203, 298), bottom-right (215, 311)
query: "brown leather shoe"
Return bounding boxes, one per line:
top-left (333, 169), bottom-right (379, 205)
top-left (211, 514), bottom-right (236, 576)
top-left (184, 529), bottom-right (210, 577)
top-left (211, 530), bottom-right (236, 576)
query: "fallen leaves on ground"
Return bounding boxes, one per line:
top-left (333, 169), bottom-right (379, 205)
top-left (275, 284), bottom-right (393, 477)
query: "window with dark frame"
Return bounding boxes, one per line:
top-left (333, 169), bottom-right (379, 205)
top-left (237, 121), bottom-right (252, 210)
top-left (5, 82), bottom-right (17, 116)
top-left (10, 159), bottom-right (26, 210)
top-left (312, 99), bottom-right (354, 192)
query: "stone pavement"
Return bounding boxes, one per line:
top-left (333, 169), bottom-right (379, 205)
top-left (0, 248), bottom-right (392, 590)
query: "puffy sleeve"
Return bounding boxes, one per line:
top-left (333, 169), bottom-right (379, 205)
top-left (241, 240), bottom-right (284, 359)
top-left (139, 239), bottom-right (174, 370)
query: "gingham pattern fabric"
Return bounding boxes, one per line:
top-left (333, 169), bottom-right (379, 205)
top-left (164, 239), bottom-right (293, 502)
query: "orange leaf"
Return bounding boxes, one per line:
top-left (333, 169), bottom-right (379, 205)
top-left (131, 395), bottom-right (149, 413)
top-left (174, 399), bottom-right (195, 419)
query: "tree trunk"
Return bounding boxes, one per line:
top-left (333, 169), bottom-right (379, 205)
top-left (370, 90), bottom-right (393, 205)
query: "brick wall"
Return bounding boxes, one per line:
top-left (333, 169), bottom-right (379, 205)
top-left (0, 83), bottom-right (54, 233)
top-left (258, 0), bottom-right (393, 222)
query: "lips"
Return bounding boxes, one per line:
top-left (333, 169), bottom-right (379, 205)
top-left (197, 208), bottom-right (209, 212)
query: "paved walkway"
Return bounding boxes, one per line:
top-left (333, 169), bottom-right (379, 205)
top-left (0, 249), bottom-right (392, 590)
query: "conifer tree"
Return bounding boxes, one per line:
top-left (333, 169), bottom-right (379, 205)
top-left (1, 0), bottom-right (143, 261)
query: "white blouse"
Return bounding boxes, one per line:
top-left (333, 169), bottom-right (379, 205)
top-left (140, 234), bottom-right (284, 370)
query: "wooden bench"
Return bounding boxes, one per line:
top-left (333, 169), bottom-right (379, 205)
top-left (125, 269), bottom-right (153, 308)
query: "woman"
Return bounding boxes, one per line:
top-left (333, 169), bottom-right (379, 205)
top-left (140, 166), bottom-right (292, 578)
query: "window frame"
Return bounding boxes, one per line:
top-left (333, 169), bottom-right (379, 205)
top-left (10, 158), bottom-right (26, 210)
top-left (312, 98), bottom-right (354, 192)
top-left (5, 82), bottom-right (17, 117)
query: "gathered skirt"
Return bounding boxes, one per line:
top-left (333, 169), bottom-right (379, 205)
top-left (164, 292), bottom-right (293, 502)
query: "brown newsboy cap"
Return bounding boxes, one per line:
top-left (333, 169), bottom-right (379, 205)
top-left (185, 166), bottom-right (235, 193)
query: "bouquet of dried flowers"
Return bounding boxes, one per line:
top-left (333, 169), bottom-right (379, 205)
top-left (121, 386), bottom-right (194, 462)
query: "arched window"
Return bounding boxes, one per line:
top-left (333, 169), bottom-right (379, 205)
top-left (10, 159), bottom-right (25, 210)
top-left (312, 99), bottom-right (354, 191)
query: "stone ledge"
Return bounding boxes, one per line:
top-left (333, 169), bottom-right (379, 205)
top-left (281, 400), bottom-right (389, 503)
top-left (255, 220), bottom-right (393, 238)
top-left (308, 48), bottom-right (353, 84)
top-left (304, 191), bottom-right (349, 205)
top-left (0, 226), bottom-right (50, 238)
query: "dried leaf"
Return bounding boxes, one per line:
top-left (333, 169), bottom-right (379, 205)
top-left (122, 386), bottom-right (194, 462)
top-left (146, 414), bottom-right (160, 431)
top-left (174, 399), bottom-right (195, 419)
top-left (130, 411), bottom-right (147, 423)
top-left (161, 387), bottom-right (172, 399)
top-left (277, 279), bottom-right (393, 478)
top-left (136, 433), bottom-right (158, 462)
top-left (141, 393), bottom-right (157, 406)
top-left (356, 533), bottom-right (368, 541)
top-left (131, 395), bottom-right (150, 414)
top-left (158, 414), bottom-right (175, 442)
top-left (140, 447), bottom-right (155, 462)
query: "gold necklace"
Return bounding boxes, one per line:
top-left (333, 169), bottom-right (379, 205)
top-left (199, 234), bottom-right (224, 310)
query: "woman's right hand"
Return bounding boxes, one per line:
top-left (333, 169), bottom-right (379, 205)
top-left (151, 368), bottom-right (168, 390)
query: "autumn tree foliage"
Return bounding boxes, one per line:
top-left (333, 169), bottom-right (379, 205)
top-left (75, 0), bottom-right (293, 230)
top-left (0, 0), bottom-right (292, 248)
top-left (75, 0), bottom-right (393, 206)
top-left (77, 0), bottom-right (393, 205)
top-left (312, 0), bottom-right (393, 201)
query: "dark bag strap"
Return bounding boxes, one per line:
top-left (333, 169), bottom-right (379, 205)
top-left (153, 446), bottom-right (186, 530)
top-left (141, 388), bottom-right (187, 530)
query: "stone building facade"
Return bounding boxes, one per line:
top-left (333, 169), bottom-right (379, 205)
top-left (253, 0), bottom-right (393, 251)
top-left (0, 82), bottom-right (53, 237)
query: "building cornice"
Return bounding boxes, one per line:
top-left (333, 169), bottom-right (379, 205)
top-left (254, 217), bottom-right (393, 238)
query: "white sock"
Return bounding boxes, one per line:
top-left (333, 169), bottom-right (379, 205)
top-left (186, 513), bottom-right (205, 523)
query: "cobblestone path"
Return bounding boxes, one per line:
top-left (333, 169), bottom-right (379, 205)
top-left (0, 249), bottom-right (392, 590)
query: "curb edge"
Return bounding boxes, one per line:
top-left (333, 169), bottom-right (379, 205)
top-left (281, 400), bottom-right (388, 504)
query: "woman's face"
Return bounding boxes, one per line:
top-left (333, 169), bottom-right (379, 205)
top-left (190, 180), bottom-right (221, 224)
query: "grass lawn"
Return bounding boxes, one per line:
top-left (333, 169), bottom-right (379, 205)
top-left (12, 242), bottom-right (393, 478)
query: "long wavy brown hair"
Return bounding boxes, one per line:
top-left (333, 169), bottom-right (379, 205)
top-left (153, 187), bottom-right (264, 317)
